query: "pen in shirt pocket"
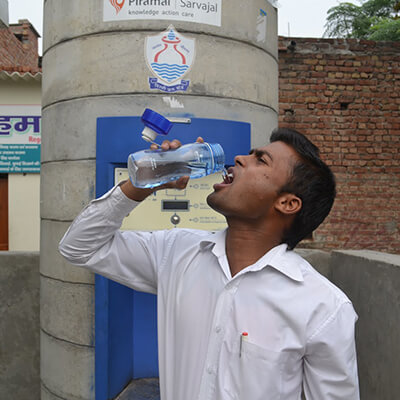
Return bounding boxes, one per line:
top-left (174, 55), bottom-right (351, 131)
top-left (239, 332), bottom-right (248, 358)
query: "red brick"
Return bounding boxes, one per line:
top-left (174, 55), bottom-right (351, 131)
top-left (0, 20), bottom-right (40, 72)
top-left (278, 36), bottom-right (400, 253)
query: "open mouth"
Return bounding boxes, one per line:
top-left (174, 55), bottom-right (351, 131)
top-left (213, 169), bottom-right (234, 191)
top-left (213, 168), bottom-right (234, 191)
top-left (223, 170), bottom-right (234, 184)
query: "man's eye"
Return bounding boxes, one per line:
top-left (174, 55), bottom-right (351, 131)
top-left (258, 157), bottom-right (268, 165)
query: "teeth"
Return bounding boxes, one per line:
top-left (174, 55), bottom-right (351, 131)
top-left (222, 171), bottom-right (234, 184)
top-left (226, 173), bottom-right (233, 184)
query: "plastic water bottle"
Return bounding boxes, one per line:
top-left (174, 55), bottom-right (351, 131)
top-left (128, 142), bottom-right (225, 188)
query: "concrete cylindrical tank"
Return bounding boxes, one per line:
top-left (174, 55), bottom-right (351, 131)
top-left (41, 1), bottom-right (278, 398)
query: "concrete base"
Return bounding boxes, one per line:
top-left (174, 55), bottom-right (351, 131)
top-left (40, 330), bottom-right (95, 400)
top-left (330, 250), bottom-right (400, 400)
top-left (0, 252), bottom-right (40, 400)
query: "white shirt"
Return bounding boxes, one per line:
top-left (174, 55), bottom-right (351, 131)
top-left (59, 185), bottom-right (360, 400)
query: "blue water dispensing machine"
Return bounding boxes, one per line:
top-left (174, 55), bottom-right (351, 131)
top-left (95, 112), bottom-right (251, 399)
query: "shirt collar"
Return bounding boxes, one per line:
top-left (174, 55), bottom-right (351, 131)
top-left (256, 244), bottom-right (304, 282)
top-left (199, 229), bottom-right (226, 256)
top-left (199, 229), bottom-right (304, 282)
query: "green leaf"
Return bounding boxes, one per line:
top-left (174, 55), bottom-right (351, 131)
top-left (324, 0), bottom-right (400, 40)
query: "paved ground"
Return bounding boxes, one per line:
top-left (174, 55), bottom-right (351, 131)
top-left (117, 378), bottom-right (160, 400)
top-left (115, 377), bottom-right (307, 399)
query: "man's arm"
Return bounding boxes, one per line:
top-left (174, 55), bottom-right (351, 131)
top-left (58, 182), bottom-right (162, 292)
top-left (59, 139), bottom-right (191, 292)
top-left (303, 301), bottom-right (360, 399)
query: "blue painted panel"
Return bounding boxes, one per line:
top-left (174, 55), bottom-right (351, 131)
top-left (94, 275), bottom-right (108, 400)
top-left (96, 115), bottom-right (251, 399)
top-left (108, 281), bottom-right (134, 397)
top-left (132, 291), bottom-right (158, 378)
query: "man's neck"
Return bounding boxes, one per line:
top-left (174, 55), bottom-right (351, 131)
top-left (225, 222), bottom-right (282, 277)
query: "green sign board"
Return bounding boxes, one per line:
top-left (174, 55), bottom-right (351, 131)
top-left (0, 143), bottom-right (41, 173)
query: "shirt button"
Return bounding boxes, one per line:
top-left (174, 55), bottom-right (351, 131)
top-left (215, 326), bottom-right (221, 333)
top-left (207, 365), bottom-right (214, 374)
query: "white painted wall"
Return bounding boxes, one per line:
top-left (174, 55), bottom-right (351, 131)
top-left (8, 173), bottom-right (40, 251)
top-left (0, 78), bottom-right (41, 251)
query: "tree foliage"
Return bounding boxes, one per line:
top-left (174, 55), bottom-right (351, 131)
top-left (324, 0), bottom-right (400, 41)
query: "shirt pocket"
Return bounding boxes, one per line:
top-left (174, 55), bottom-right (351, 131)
top-left (223, 338), bottom-right (290, 400)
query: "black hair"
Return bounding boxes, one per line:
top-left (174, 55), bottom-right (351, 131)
top-left (270, 128), bottom-right (336, 249)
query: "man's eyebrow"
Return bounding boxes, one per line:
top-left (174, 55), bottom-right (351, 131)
top-left (249, 148), bottom-right (274, 162)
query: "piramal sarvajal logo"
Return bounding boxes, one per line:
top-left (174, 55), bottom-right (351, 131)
top-left (109, 0), bottom-right (125, 14)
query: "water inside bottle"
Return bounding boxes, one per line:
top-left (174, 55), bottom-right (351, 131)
top-left (133, 160), bottom-right (211, 188)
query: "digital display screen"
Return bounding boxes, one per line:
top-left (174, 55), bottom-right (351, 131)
top-left (162, 200), bottom-right (190, 211)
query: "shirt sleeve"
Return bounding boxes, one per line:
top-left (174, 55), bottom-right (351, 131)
top-left (303, 301), bottom-right (360, 400)
top-left (59, 185), bottom-right (173, 294)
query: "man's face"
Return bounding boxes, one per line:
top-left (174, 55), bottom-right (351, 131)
top-left (207, 141), bottom-right (299, 220)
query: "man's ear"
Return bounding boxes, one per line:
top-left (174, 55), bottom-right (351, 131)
top-left (274, 193), bottom-right (302, 215)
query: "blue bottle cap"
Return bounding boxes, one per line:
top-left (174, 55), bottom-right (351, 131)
top-left (141, 109), bottom-right (173, 141)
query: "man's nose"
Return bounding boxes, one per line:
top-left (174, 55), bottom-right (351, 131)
top-left (234, 154), bottom-right (247, 166)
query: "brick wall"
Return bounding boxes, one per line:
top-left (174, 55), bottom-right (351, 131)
top-left (0, 19), bottom-right (40, 73)
top-left (278, 37), bottom-right (400, 253)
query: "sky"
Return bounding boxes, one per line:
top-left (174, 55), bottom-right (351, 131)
top-left (7, 0), bottom-right (359, 55)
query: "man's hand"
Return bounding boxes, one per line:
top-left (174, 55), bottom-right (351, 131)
top-left (121, 137), bottom-right (204, 202)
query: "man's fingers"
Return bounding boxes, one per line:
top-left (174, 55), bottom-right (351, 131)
top-left (160, 140), bottom-right (169, 150)
top-left (175, 176), bottom-right (190, 189)
top-left (167, 176), bottom-right (189, 190)
top-left (156, 138), bottom-right (201, 150)
top-left (160, 139), bottom-right (182, 150)
top-left (169, 139), bottom-right (182, 149)
top-left (157, 176), bottom-right (189, 191)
